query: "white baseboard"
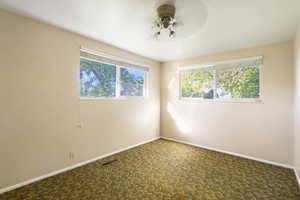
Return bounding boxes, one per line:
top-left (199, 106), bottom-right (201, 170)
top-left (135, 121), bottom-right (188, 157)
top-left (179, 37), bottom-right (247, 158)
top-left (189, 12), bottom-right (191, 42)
top-left (0, 137), bottom-right (160, 194)
top-left (161, 136), bottom-right (293, 169)
top-left (294, 168), bottom-right (300, 187)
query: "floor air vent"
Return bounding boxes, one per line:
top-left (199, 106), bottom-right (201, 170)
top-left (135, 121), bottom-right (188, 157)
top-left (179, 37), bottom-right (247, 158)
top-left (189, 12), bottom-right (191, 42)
top-left (102, 159), bottom-right (118, 166)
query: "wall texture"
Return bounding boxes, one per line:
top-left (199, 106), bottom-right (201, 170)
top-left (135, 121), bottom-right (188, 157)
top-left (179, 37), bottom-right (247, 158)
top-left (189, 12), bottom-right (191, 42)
top-left (161, 41), bottom-right (294, 166)
top-left (294, 25), bottom-right (300, 176)
top-left (0, 10), bottom-right (160, 189)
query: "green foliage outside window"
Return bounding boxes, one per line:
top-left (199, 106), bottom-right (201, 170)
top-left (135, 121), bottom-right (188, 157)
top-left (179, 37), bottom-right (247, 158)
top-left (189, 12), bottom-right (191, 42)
top-left (181, 70), bottom-right (214, 99)
top-left (181, 65), bottom-right (260, 99)
top-left (120, 68), bottom-right (145, 97)
top-left (216, 65), bottom-right (260, 99)
top-left (80, 58), bottom-right (146, 98)
top-left (80, 58), bottom-right (116, 97)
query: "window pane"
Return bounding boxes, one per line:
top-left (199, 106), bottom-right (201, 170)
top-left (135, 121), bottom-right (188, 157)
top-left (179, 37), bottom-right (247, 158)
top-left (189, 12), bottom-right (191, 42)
top-left (216, 65), bottom-right (260, 99)
top-left (181, 70), bottom-right (214, 99)
top-left (80, 58), bottom-right (116, 97)
top-left (120, 67), bottom-right (145, 97)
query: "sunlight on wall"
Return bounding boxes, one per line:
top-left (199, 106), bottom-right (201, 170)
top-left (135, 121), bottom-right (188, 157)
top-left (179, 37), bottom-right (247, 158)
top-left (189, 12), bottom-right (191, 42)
top-left (166, 63), bottom-right (191, 135)
top-left (167, 103), bottom-right (190, 134)
top-left (168, 78), bottom-right (176, 89)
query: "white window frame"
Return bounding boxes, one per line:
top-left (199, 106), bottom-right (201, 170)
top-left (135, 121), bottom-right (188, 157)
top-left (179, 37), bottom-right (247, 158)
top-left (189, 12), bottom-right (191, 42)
top-left (179, 56), bottom-right (263, 103)
top-left (79, 56), bottom-right (148, 100)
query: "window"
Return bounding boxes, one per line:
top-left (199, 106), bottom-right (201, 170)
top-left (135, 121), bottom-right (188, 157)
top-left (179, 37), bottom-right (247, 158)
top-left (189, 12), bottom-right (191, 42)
top-left (120, 67), bottom-right (145, 97)
top-left (80, 50), bottom-right (148, 99)
top-left (181, 70), bottom-right (214, 99)
top-left (80, 58), bottom-right (116, 98)
top-left (216, 65), bottom-right (260, 99)
top-left (180, 56), bottom-right (262, 101)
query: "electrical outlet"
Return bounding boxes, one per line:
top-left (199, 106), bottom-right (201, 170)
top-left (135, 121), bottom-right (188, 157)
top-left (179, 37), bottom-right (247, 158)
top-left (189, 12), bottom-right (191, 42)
top-left (76, 122), bottom-right (83, 128)
top-left (69, 152), bottom-right (74, 160)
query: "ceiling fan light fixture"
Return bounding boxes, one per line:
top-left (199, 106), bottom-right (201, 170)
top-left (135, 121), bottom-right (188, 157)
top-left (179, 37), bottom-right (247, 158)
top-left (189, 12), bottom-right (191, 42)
top-left (169, 30), bottom-right (175, 38)
top-left (154, 3), bottom-right (179, 39)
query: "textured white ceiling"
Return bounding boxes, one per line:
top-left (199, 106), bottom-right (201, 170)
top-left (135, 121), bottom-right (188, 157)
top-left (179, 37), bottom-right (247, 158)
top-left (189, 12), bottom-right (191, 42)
top-left (1, 0), bottom-right (300, 61)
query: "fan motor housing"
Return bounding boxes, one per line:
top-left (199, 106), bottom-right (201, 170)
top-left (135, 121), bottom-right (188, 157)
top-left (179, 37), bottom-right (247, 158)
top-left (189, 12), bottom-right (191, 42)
top-left (157, 4), bottom-right (175, 19)
top-left (157, 4), bottom-right (175, 28)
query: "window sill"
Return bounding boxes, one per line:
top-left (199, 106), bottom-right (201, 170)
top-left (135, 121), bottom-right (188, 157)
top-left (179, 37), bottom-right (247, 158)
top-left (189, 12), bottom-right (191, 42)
top-left (179, 98), bottom-right (263, 103)
top-left (79, 96), bottom-right (147, 101)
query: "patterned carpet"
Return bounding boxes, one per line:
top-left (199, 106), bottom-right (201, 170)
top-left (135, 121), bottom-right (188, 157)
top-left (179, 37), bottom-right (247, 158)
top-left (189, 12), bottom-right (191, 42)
top-left (1, 139), bottom-right (300, 200)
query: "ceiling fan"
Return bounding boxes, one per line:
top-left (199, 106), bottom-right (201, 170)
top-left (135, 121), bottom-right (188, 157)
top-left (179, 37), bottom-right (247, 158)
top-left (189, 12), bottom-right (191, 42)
top-left (153, 1), bottom-right (183, 39)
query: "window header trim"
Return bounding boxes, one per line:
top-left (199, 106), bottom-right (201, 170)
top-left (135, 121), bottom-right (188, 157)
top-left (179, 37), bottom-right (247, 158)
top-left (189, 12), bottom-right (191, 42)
top-left (178, 56), bottom-right (263, 72)
top-left (80, 47), bottom-right (149, 72)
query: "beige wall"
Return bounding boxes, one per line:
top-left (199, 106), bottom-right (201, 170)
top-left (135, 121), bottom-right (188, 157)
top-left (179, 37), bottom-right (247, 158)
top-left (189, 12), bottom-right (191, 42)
top-left (0, 10), bottom-right (160, 189)
top-left (161, 41), bottom-right (294, 165)
top-left (294, 25), bottom-right (300, 175)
